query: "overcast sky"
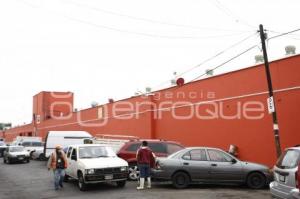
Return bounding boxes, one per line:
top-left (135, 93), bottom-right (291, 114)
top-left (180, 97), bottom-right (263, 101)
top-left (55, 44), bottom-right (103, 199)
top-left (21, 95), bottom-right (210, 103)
top-left (0, 0), bottom-right (299, 126)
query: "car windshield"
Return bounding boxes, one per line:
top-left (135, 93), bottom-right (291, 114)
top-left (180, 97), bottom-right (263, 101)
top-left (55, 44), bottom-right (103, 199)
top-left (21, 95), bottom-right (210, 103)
top-left (32, 142), bottom-right (43, 147)
top-left (10, 147), bottom-right (25, 152)
top-left (79, 146), bottom-right (116, 159)
top-left (276, 149), bottom-right (300, 169)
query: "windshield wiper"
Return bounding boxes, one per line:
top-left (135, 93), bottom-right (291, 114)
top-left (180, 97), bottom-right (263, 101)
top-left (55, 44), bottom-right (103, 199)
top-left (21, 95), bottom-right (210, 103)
top-left (80, 156), bottom-right (93, 159)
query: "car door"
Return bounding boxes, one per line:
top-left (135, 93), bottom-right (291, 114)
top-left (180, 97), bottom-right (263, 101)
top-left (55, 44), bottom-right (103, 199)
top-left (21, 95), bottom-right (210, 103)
top-left (67, 147), bottom-right (78, 179)
top-left (207, 149), bottom-right (243, 182)
top-left (181, 149), bottom-right (211, 182)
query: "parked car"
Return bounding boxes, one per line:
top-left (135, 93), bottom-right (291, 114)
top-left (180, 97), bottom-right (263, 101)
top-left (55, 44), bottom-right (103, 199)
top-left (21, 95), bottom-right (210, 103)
top-left (0, 141), bottom-right (7, 157)
top-left (3, 146), bottom-right (30, 164)
top-left (270, 146), bottom-right (300, 199)
top-left (290, 162), bottom-right (300, 199)
top-left (11, 136), bottom-right (42, 146)
top-left (31, 148), bottom-right (46, 161)
top-left (64, 144), bottom-right (128, 191)
top-left (20, 141), bottom-right (44, 158)
top-left (117, 139), bottom-right (184, 180)
top-left (44, 131), bottom-right (92, 158)
top-left (152, 147), bottom-right (272, 189)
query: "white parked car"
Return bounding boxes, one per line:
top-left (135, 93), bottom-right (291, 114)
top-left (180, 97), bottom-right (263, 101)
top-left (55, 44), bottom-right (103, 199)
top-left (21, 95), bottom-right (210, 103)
top-left (65, 144), bottom-right (128, 191)
top-left (270, 146), bottom-right (300, 199)
top-left (31, 148), bottom-right (46, 161)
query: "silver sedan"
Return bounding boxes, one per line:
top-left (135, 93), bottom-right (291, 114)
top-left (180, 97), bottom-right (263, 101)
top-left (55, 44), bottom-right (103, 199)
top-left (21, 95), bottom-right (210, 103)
top-left (152, 147), bottom-right (272, 189)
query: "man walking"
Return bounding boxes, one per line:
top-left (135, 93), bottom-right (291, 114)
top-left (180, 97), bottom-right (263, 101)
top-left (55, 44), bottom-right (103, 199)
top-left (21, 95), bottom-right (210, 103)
top-left (136, 141), bottom-right (155, 190)
top-left (47, 145), bottom-right (68, 190)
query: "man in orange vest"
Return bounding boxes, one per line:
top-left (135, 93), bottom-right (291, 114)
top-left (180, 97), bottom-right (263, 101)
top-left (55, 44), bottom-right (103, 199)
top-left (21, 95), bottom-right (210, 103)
top-left (47, 145), bottom-right (68, 190)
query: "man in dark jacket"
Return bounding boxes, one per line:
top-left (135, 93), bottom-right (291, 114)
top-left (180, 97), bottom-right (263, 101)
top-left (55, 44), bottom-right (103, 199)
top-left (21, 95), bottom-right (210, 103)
top-left (136, 141), bottom-right (155, 190)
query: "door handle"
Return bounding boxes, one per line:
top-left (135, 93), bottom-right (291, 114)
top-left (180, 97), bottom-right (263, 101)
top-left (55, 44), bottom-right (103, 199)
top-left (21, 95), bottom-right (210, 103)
top-left (183, 162), bottom-right (189, 166)
top-left (211, 164), bottom-right (217, 167)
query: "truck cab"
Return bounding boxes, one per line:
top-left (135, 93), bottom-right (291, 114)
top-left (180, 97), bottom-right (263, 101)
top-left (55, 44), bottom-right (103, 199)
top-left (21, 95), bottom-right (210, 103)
top-left (65, 144), bottom-right (128, 191)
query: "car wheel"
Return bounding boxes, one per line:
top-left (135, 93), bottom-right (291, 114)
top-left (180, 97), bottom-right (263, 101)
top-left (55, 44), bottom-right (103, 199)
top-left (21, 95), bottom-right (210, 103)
top-left (116, 180), bottom-right (126, 188)
top-left (39, 154), bottom-right (45, 161)
top-left (128, 163), bottom-right (139, 181)
top-left (78, 173), bottom-right (87, 191)
top-left (247, 172), bottom-right (266, 189)
top-left (30, 152), bottom-right (34, 159)
top-left (64, 174), bottom-right (69, 182)
top-left (172, 172), bottom-right (190, 189)
top-left (26, 159), bottom-right (30, 163)
top-left (3, 157), bottom-right (7, 163)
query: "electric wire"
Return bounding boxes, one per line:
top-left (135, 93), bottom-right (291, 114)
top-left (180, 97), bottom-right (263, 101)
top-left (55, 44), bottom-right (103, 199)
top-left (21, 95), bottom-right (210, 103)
top-left (61, 0), bottom-right (252, 32)
top-left (210, 0), bottom-right (256, 29)
top-left (190, 45), bottom-right (259, 82)
top-left (17, 0), bottom-right (253, 39)
top-left (267, 28), bottom-right (300, 41)
top-left (148, 32), bottom-right (258, 91)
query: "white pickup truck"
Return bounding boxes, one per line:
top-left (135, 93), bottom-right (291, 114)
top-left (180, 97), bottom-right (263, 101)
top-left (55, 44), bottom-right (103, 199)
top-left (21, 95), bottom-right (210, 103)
top-left (64, 144), bottom-right (128, 191)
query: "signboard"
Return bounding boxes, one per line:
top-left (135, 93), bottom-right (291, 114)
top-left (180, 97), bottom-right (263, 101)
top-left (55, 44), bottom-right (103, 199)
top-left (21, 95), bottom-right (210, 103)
top-left (267, 97), bottom-right (275, 114)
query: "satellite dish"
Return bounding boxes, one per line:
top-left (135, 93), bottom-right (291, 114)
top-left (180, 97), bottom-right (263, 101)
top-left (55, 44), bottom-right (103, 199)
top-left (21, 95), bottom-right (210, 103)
top-left (176, 78), bottom-right (185, 86)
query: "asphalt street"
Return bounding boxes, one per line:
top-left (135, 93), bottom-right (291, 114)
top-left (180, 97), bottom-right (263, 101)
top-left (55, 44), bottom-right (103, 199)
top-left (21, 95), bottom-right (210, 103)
top-left (0, 159), bottom-right (272, 199)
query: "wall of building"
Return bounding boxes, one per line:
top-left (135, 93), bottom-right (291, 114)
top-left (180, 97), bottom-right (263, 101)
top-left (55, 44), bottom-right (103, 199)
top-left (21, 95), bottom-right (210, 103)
top-left (1, 55), bottom-right (300, 167)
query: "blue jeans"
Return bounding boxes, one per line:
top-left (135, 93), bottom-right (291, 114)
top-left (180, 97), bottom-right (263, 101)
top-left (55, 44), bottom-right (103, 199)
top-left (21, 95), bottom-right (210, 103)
top-left (53, 169), bottom-right (65, 189)
top-left (138, 164), bottom-right (150, 178)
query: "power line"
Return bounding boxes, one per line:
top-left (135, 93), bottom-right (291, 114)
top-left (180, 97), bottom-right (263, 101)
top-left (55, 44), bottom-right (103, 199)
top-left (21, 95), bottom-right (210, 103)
top-left (148, 32), bottom-right (258, 90)
top-left (61, 0), bottom-right (252, 33)
top-left (17, 0), bottom-right (253, 39)
top-left (210, 0), bottom-right (256, 29)
top-left (191, 45), bottom-right (259, 82)
top-left (267, 28), bottom-right (300, 41)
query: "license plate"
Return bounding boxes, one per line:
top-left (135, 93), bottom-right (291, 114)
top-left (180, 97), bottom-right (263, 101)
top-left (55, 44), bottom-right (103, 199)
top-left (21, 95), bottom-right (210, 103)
top-left (279, 175), bottom-right (286, 182)
top-left (105, 175), bottom-right (113, 180)
top-left (18, 157), bottom-right (24, 160)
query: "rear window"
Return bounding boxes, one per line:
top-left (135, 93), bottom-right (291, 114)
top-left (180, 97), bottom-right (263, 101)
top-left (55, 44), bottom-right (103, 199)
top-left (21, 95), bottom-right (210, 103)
top-left (167, 143), bottom-right (184, 155)
top-left (148, 143), bottom-right (167, 154)
top-left (277, 149), bottom-right (300, 169)
top-left (126, 143), bottom-right (141, 152)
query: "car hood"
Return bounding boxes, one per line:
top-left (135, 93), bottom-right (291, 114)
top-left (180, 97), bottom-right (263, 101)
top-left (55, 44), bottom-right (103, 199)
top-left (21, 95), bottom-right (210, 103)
top-left (78, 157), bottom-right (128, 169)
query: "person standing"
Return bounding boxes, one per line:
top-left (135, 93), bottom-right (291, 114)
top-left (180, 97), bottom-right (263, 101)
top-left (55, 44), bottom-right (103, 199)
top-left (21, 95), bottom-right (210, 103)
top-left (47, 145), bottom-right (68, 190)
top-left (136, 141), bottom-right (155, 190)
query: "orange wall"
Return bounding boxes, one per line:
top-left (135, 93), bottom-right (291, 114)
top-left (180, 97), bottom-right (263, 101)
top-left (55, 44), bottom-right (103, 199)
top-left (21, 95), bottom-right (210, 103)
top-left (2, 55), bottom-right (300, 167)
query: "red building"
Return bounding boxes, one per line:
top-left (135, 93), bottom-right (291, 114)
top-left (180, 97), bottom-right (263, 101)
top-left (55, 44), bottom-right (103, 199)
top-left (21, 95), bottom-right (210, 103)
top-left (1, 55), bottom-right (300, 167)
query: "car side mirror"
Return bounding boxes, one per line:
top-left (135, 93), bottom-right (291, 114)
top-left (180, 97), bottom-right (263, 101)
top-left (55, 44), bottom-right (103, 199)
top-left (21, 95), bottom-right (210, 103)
top-left (71, 155), bottom-right (77, 161)
top-left (231, 159), bottom-right (237, 164)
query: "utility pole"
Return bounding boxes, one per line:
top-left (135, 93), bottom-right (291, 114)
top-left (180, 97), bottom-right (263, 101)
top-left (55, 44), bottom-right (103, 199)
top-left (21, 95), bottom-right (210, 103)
top-left (259, 24), bottom-right (282, 158)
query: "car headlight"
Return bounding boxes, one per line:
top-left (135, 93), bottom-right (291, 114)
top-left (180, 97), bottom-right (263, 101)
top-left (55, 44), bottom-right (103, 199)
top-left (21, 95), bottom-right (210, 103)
top-left (86, 169), bottom-right (95, 175)
top-left (9, 154), bottom-right (16, 157)
top-left (120, 166), bottom-right (128, 172)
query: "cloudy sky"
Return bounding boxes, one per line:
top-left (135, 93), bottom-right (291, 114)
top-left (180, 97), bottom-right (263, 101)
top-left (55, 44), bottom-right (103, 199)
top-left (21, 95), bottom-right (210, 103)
top-left (0, 0), bottom-right (299, 126)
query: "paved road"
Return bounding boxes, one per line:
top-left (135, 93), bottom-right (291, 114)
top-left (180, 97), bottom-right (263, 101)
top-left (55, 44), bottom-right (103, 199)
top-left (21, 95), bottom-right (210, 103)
top-left (0, 159), bottom-right (272, 199)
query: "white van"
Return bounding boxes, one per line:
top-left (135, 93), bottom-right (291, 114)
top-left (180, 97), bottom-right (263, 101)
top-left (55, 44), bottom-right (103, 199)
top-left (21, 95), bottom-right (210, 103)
top-left (44, 131), bottom-right (92, 158)
top-left (87, 134), bottom-right (139, 153)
